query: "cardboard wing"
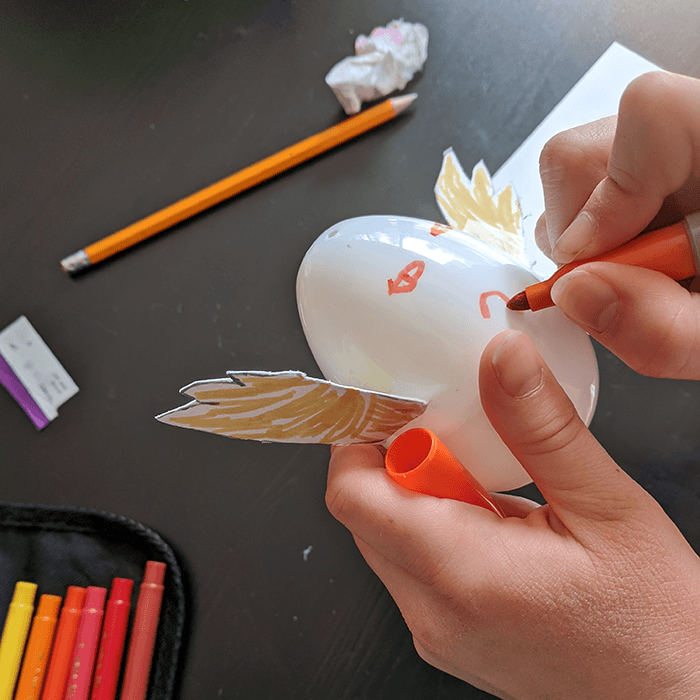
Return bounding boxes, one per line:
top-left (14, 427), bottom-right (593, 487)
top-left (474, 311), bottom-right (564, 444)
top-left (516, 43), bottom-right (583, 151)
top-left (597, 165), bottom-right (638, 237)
top-left (156, 370), bottom-right (426, 444)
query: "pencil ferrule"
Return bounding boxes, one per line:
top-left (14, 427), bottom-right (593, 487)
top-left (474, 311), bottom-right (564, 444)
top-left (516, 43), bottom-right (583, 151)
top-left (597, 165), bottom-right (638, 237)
top-left (60, 251), bottom-right (91, 274)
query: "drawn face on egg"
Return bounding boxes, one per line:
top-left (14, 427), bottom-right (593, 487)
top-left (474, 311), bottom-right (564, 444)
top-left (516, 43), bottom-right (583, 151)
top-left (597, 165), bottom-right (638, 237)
top-left (296, 215), bottom-right (598, 492)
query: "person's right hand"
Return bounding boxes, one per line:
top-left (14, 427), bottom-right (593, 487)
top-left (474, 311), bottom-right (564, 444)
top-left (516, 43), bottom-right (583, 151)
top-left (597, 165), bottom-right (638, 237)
top-left (535, 71), bottom-right (700, 380)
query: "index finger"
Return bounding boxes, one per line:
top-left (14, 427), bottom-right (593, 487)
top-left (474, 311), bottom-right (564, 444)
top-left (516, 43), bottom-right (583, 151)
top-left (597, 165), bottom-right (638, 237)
top-left (552, 72), bottom-right (700, 263)
top-left (538, 115), bottom-right (616, 255)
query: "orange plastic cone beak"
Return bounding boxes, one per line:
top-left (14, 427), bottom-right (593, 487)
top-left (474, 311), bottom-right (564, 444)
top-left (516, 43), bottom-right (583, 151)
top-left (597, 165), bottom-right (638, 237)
top-left (385, 428), bottom-right (505, 517)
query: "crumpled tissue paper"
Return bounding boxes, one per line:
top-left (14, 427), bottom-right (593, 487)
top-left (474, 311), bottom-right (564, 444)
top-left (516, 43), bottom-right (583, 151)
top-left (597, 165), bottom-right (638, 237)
top-left (325, 19), bottom-right (429, 114)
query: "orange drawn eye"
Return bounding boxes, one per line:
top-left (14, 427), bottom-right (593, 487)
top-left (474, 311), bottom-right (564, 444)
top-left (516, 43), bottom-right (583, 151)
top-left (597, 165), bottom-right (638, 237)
top-left (388, 260), bottom-right (425, 295)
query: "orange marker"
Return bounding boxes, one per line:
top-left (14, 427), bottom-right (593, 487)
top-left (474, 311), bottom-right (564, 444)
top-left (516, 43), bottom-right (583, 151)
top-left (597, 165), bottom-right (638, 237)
top-left (385, 428), bottom-right (506, 517)
top-left (14, 594), bottom-right (62, 700)
top-left (60, 94), bottom-right (417, 273)
top-left (41, 587), bottom-right (86, 700)
top-left (507, 212), bottom-right (700, 311)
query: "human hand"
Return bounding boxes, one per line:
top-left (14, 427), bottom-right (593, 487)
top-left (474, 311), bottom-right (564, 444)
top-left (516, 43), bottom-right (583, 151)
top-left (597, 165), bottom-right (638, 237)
top-left (536, 71), bottom-right (700, 379)
top-left (326, 330), bottom-right (700, 700)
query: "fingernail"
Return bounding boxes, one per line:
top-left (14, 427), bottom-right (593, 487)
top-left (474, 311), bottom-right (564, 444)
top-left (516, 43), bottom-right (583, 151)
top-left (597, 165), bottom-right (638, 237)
top-left (534, 213), bottom-right (552, 259)
top-left (491, 331), bottom-right (544, 398)
top-left (551, 211), bottom-right (595, 264)
top-left (551, 268), bottom-right (619, 333)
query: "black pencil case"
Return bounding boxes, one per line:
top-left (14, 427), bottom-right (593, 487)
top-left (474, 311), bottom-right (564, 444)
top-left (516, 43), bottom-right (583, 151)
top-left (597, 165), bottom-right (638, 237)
top-left (0, 501), bottom-right (186, 700)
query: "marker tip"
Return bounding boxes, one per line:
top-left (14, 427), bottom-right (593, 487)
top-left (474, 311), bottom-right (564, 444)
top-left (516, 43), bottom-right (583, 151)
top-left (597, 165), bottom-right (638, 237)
top-left (506, 291), bottom-right (530, 311)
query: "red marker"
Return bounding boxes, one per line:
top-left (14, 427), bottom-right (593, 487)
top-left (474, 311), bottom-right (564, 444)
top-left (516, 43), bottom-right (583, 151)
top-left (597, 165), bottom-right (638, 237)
top-left (41, 587), bottom-right (86, 700)
top-left (507, 212), bottom-right (700, 312)
top-left (119, 562), bottom-right (166, 700)
top-left (90, 580), bottom-right (133, 700)
top-left (385, 428), bottom-right (506, 517)
top-left (64, 587), bottom-right (106, 700)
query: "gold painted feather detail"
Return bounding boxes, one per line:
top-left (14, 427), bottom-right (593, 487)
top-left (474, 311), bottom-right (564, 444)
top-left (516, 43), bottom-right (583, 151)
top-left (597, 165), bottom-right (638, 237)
top-left (156, 371), bottom-right (427, 444)
top-left (434, 149), bottom-right (526, 263)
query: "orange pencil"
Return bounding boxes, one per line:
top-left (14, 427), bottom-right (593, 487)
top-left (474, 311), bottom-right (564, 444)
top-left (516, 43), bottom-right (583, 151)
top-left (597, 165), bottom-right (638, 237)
top-left (40, 587), bottom-right (86, 700)
top-left (14, 595), bottom-right (62, 700)
top-left (507, 212), bottom-right (700, 312)
top-left (60, 94), bottom-right (417, 273)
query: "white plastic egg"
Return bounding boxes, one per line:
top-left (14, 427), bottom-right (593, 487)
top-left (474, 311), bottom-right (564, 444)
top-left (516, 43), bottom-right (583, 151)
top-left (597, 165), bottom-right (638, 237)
top-left (296, 215), bottom-right (598, 492)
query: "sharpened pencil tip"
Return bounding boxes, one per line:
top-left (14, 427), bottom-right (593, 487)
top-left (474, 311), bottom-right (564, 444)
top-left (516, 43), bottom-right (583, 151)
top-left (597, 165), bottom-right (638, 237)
top-left (390, 93), bottom-right (417, 114)
top-left (506, 291), bottom-right (530, 311)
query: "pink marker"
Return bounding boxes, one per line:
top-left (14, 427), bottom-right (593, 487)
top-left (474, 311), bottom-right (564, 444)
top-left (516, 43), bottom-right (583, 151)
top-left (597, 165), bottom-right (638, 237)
top-left (64, 587), bottom-right (106, 700)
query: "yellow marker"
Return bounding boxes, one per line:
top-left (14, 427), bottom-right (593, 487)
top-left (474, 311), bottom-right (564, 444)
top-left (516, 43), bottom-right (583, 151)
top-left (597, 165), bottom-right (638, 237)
top-left (0, 581), bottom-right (38, 700)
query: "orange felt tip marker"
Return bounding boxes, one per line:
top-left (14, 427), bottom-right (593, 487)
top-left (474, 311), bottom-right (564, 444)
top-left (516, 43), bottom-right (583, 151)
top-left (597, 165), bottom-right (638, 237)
top-left (507, 211), bottom-right (700, 312)
top-left (14, 594), bottom-right (62, 700)
top-left (60, 94), bottom-right (416, 273)
top-left (40, 587), bottom-right (86, 700)
top-left (385, 428), bottom-right (506, 517)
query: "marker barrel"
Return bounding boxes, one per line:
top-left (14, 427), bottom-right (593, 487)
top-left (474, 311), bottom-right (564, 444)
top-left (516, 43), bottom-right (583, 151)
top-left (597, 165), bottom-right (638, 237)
top-left (0, 581), bottom-right (38, 700)
top-left (41, 587), bottom-right (86, 700)
top-left (15, 594), bottom-right (62, 700)
top-left (64, 587), bottom-right (106, 700)
top-left (525, 218), bottom-right (699, 311)
top-left (119, 562), bottom-right (166, 700)
top-left (90, 580), bottom-right (133, 700)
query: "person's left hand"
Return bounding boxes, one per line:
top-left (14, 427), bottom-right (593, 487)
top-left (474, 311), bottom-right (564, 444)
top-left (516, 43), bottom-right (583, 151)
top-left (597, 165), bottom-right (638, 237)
top-left (326, 329), bottom-right (700, 700)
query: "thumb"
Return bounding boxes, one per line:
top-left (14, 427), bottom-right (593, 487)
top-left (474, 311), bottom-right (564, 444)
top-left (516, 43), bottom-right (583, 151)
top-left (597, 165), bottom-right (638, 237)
top-left (479, 330), bottom-right (648, 526)
top-left (551, 72), bottom-right (700, 264)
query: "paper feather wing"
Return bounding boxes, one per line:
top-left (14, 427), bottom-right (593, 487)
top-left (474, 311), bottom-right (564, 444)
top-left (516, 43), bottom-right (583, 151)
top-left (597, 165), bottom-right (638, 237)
top-left (156, 371), bottom-right (426, 444)
top-left (434, 148), bottom-right (526, 264)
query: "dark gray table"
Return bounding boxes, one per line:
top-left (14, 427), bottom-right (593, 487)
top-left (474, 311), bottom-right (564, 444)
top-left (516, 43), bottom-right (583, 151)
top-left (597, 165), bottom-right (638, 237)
top-left (2, 1), bottom-right (699, 698)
